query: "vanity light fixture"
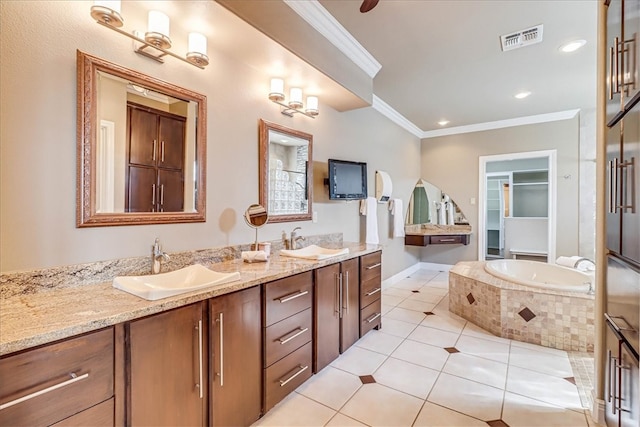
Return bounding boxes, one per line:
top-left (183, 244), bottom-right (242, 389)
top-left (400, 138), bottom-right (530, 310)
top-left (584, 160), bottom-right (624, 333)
top-left (90, 1), bottom-right (209, 69)
top-left (268, 78), bottom-right (319, 118)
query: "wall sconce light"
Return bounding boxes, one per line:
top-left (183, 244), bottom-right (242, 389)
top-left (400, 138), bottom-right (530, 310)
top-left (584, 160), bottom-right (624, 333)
top-left (90, 1), bottom-right (209, 69)
top-left (268, 78), bottom-right (319, 118)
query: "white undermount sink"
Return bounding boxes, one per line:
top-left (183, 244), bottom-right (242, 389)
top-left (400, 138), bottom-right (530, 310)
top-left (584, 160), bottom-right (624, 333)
top-left (113, 264), bottom-right (241, 301)
top-left (280, 245), bottom-right (349, 260)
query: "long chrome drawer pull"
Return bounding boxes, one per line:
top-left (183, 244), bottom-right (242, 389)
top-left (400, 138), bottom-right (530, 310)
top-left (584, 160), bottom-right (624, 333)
top-left (365, 287), bottom-right (381, 297)
top-left (196, 320), bottom-right (203, 398)
top-left (278, 365), bottom-right (309, 387)
top-left (0, 372), bottom-right (89, 411)
top-left (438, 238), bottom-right (456, 242)
top-left (277, 290), bottom-right (309, 303)
top-left (365, 262), bottom-right (381, 270)
top-left (277, 327), bottom-right (309, 345)
top-left (365, 312), bottom-right (381, 323)
top-left (216, 312), bottom-right (224, 387)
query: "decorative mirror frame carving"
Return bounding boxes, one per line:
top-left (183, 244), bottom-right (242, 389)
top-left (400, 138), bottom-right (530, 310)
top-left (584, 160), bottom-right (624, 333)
top-left (258, 119), bottom-right (313, 223)
top-left (76, 50), bottom-right (207, 227)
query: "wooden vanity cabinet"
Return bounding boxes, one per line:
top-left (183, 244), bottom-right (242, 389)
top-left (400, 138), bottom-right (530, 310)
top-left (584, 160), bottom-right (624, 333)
top-left (209, 287), bottom-right (262, 427)
top-left (313, 258), bottom-right (360, 373)
top-left (127, 302), bottom-right (206, 426)
top-left (360, 251), bottom-right (383, 336)
top-left (0, 328), bottom-right (114, 427)
top-left (262, 272), bottom-right (313, 412)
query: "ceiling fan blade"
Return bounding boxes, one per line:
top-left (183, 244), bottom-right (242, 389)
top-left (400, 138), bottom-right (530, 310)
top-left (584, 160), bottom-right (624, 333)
top-left (360, 0), bottom-right (379, 13)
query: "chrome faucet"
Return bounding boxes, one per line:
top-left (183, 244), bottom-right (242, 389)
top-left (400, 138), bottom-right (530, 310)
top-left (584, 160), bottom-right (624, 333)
top-left (151, 238), bottom-right (170, 274)
top-left (283, 227), bottom-right (305, 250)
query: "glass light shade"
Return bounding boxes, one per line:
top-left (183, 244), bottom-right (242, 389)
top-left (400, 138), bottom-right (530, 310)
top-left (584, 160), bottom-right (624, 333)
top-left (146, 11), bottom-right (171, 49)
top-left (305, 96), bottom-right (319, 116)
top-left (91, 0), bottom-right (123, 27)
top-left (289, 87), bottom-right (303, 109)
top-left (269, 78), bottom-right (285, 102)
top-left (186, 32), bottom-right (209, 67)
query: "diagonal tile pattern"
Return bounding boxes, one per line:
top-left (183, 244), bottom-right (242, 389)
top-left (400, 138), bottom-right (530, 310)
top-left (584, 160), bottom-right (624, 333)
top-left (252, 268), bottom-right (595, 427)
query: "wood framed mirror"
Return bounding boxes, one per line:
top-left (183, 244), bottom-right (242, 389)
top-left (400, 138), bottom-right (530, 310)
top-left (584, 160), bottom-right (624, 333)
top-left (258, 119), bottom-right (312, 223)
top-left (76, 50), bottom-right (207, 227)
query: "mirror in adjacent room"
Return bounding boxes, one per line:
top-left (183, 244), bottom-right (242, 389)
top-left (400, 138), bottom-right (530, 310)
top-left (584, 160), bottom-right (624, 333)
top-left (258, 119), bottom-right (313, 223)
top-left (405, 179), bottom-right (469, 226)
top-left (76, 51), bottom-right (207, 227)
top-left (244, 204), bottom-right (269, 250)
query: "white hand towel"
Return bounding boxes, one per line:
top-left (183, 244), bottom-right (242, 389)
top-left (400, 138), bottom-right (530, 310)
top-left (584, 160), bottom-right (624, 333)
top-left (242, 251), bottom-right (269, 263)
top-left (391, 198), bottom-right (405, 238)
top-left (361, 196), bottom-right (379, 245)
top-left (556, 256), bottom-right (583, 268)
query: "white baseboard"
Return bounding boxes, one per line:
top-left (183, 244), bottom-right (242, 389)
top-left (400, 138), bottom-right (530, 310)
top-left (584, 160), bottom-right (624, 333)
top-left (590, 390), bottom-right (605, 426)
top-left (382, 262), bottom-right (454, 289)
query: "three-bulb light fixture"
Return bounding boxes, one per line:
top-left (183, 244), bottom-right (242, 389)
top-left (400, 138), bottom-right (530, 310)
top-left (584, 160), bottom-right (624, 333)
top-left (90, 0), bottom-right (209, 69)
top-left (268, 78), bottom-right (319, 118)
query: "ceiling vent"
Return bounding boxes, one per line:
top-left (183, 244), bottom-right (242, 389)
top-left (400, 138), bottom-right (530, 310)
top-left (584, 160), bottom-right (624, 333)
top-left (500, 24), bottom-right (543, 51)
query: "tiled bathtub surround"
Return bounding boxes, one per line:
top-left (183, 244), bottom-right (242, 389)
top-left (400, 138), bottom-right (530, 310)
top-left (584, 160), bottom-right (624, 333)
top-left (449, 261), bottom-right (595, 352)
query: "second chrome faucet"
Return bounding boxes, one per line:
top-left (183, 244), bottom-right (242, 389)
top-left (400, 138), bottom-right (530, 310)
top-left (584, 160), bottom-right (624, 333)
top-left (152, 238), bottom-right (170, 274)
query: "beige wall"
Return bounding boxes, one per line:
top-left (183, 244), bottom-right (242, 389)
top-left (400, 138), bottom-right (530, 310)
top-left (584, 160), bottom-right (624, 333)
top-left (420, 116), bottom-right (583, 265)
top-left (0, 1), bottom-right (421, 277)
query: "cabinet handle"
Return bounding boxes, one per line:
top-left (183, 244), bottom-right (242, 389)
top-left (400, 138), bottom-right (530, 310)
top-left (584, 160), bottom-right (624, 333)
top-left (338, 272), bottom-right (344, 319)
top-left (215, 313), bottom-right (224, 387)
top-left (365, 287), bottom-right (381, 297)
top-left (152, 139), bottom-right (157, 161)
top-left (366, 262), bottom-right (381, 270)
top-left (151, 184), bottom-right (156, 212)
top-left (613, 157), bottom-right (619, 213)
top-left (609, 160), bottom-right (615, 213)
top-left (609, 46), bottom-right (615, 100)
top-left (607, 349), bottom-right (613, 403)
top-left (334, 273), bottom-right (340, 317)
top-left (277, 290), bottom-right (308, 303)
top-left (161, 140), bottom-right (165, 162)
top-left (437, 238), bottom-right (457, 242)
top-left (196, 320), bottom-right (203, 399)
top-left (614, 36), bottom-right (621, 94)
top-left (277, 327), bottom-right (309, 345)
top-left (160, 184), bottom-right (165, 210)
top-left (620, 157), bottom-right (636, 213)
top-left (344, 271), bottom-right (350, 314)
top-left (365, 312), bottom-right (381, 323)
top-left (0, 372), bottom-right (89, 411)
top-left (278, 364), bottom-right (308, 387)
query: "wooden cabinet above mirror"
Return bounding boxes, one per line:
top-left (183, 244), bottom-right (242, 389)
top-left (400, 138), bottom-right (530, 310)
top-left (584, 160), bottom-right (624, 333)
top-left (76, 51), bottom-right (207, 227)
top-left (258, 120), bottom-right (312, 223)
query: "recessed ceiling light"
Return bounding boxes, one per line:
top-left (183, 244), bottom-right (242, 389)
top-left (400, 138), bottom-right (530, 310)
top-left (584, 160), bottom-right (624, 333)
top-left (559, 39), bottom-right (587, 53)
top-left (514, 91), bottom-right (532, 99)
top-left (438, 120), bottom-right (450, 126)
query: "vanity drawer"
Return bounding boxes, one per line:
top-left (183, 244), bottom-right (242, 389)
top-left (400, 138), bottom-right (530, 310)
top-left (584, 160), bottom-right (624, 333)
top-left (264, 308), bottom-right (312, 368)
top-left (0, 328), bottom-right (114, 426)
top-left (360, 299), bottom-right (382, 337)
top-left (360, 252), bottom-right (382, 282)
top-left (264, 342), bottom-right (312, 412)
top-left (264, 272), bottom-right (313, 327)
top-left (430, 235), bottom-right (469, 245)
top-left (360, 277), bottom-right (382, 308)
top-left (51, 397), bottom-right (114, 427)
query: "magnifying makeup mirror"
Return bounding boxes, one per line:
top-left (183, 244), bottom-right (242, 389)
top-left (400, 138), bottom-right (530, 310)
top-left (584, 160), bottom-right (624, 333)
top-left (244, 204), bottom-right (268, 250)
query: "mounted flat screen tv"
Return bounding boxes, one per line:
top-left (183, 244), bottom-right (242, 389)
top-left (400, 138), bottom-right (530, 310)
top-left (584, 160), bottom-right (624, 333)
top-left (327, 158), bottom-right (368, 200)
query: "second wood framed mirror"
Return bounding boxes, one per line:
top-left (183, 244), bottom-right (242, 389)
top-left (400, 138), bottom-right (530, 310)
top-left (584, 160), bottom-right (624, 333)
top-left (258, 119), bottom-right (313, 223)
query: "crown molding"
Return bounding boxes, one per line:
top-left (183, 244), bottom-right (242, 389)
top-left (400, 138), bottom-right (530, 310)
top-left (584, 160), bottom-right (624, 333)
top-left (283, 0), bottom-right (382, 78)
top-left (372, 95), bottom-right (423, 138)
top-left (421, 109), bottom-right (581, 139)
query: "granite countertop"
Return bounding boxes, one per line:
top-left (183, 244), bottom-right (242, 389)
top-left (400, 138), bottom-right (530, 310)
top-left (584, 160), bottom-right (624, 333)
top-left (404, 224), bottom-right (472, 236)
top-left (0, 242), bottom-right (380, 356)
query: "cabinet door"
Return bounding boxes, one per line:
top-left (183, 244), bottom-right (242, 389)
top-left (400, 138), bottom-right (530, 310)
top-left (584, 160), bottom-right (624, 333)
top-left (126, 165), bottom-right (156, 212)
top-left (158, 169), bottom-right (184, 212)
top-left (622, 0), bottom-right (640, 108)
top-left (340, 258), bottom-right (360, 353)
top-left (128, 107), bottom-right (158, 167)
top-left (158, 116), bottom-right (186, 170)
top-left (621, 106), bottom-right (640, 264)
top-left (210, 287), bottom-right (262, 427)
top-left (314, 263), bottom-right (341, 373)
top-left (129, 303), bottom-right (206, 427)
top-left (608, 120), bottom-right (623, 254)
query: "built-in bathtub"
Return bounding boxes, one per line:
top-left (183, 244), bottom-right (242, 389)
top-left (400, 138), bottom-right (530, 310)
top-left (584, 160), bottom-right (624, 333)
top-left (449, 261), bottom-right (595, 352)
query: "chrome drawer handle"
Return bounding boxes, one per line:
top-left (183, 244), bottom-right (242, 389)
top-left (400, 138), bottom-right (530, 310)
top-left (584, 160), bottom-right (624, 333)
top-left (365, 262), bottom-right (381, 270)
top-left (277, 327), bottom-right (309, 345)
top-left (365, 287), bottom-right (381, 297)
top-left (215, 313), bottom-right (224, 387)
top-left (196, 320), bottom-right (203, 398)
top-left (278, 364), bottom-right (309, 387)
top-left (0, 372), bottom-right (89, 411)
top-left (277, 290), bottom-right (308, 303)
top-left (438, 238), bottom-right (456, 242)
top-left (365, 312), bottom-right (381, 323)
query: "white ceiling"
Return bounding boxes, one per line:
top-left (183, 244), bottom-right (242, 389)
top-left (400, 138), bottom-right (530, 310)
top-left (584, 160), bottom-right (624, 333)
top-left (316, 0), bottom-right (598, 135)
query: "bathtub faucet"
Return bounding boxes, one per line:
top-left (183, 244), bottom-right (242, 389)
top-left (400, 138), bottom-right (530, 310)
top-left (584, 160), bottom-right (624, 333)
top-left (575, 258), bottom-right (595, 271)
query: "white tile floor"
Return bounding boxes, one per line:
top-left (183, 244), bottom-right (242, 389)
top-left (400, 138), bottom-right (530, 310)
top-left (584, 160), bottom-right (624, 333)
top-left (253, 269), bottom-right (596, 427)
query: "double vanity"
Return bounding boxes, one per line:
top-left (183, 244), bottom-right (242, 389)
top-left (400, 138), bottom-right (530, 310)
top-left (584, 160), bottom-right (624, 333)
top-left (0, 241), bottom-right (382, 426)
